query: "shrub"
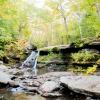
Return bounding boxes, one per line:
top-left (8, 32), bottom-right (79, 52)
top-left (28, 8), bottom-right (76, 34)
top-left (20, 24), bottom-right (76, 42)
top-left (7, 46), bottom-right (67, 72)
top-left (96, 59), bottom-right (100, 64)
top-left (67, 65), bottom-right (98, 75)
top-left (73, 38), bottom-right (91, 48)
top-left (86, 65), bottom-right (98, 75)
top-left (0, 50), bottom-right (5, 59)
top-left (52, 47), bottom-right (60, 53)
top-left (38, 52), bottom-right (61, 62)
top-left (71, 50), bottom-right (99, 62)
top-left (5, 39), bottom-right (28, 61)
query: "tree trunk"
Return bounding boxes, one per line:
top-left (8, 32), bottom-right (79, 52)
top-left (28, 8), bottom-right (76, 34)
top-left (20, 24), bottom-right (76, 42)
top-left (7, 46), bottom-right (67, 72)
top-left (59, 0), bottom-right (69, 43)
top-left (95, 2), bottom-right (100, 20)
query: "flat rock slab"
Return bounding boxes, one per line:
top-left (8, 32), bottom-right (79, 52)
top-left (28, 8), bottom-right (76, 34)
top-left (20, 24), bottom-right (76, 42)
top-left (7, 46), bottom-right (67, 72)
top-left (0, 67), bottom-right (18, 87)
top-left (39, 91), bottom-right (62, 97)
top-left (60, 76), bottom-right (100, 97)
top-left (0, 64), bottom-right (9, 72)
top-left (0, 70), bottom-right (12, 84)
top-left (35, 72), bottom-right (75, 84)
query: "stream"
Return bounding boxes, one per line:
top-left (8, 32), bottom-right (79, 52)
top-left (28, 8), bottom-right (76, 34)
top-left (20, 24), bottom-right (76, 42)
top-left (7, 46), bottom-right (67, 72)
top-left (0, 90), bottom-right (87, 100)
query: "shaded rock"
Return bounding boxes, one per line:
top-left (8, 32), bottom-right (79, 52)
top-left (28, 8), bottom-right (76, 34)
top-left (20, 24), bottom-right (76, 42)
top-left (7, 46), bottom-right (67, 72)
top-left (39, 91), bottom-right (62, 97)
top-left (60, 76), bottom-right (100, 97)
top-left (3, 56), bottom-right (9, 64)
top-left (20, 84), bottom-right (38, 93)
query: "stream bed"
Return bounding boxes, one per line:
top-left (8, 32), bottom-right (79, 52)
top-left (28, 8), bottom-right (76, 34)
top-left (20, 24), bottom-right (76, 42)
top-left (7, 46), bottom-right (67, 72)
top-left (0, 64), bottom-right (100, 100)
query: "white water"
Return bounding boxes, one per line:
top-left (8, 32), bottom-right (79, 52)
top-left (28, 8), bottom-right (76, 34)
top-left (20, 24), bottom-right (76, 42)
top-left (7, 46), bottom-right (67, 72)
top-left (21, 50), bottom-right (39, 75)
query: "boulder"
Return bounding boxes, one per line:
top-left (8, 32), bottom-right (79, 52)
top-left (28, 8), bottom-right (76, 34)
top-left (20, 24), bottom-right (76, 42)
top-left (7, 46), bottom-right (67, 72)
top-left (39, 81), bottom-right (61, 97)
top-left (39, 81), bottom-right (60, 93)
top-left (0, 64), bottom-right (9, 72)
top-left (0, 70), bottom-right (12, 84)
top-left (0, 70), bottom-right (18, 88)
top-left (60, 76), bottom-right (100, 97)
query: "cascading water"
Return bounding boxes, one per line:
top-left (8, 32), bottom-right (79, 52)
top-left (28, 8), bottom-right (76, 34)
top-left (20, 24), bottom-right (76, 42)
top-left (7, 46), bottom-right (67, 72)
top-left (21, 50), bottom-right (40, 75)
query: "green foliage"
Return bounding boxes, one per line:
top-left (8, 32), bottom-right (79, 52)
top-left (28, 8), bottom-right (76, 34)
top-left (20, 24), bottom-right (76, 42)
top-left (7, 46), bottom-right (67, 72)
top-left (68, 65), bottom-right (98, 75)
top-left (73, 37), bottom-right (93, 47)
top-left (0, 0), bottom-right (100, 48)
top-left (68, 66), bottom-right (88, 75)
top-left (86, 65), bottom-right (98, 75)
top-left (73, 39), bottom-right (85, 48)
top-left (52, 47), bottom-right (60, 52)
top-left (0, 28), bottom-right (12, 49)
top-left (80, 13), bottom-right (100, 38)
top-left (0, 50), bottom-right (5, 59)
top-left (0, 0), bottom-right (100, 64)
top-left (71, 50), bottom-right (99, 62)
top-left (38, 53), bottom-right (61, 62)
top-left (5, 39), bottom-right (27, 60)
top-left (96, 59), bottom-right (100, 64)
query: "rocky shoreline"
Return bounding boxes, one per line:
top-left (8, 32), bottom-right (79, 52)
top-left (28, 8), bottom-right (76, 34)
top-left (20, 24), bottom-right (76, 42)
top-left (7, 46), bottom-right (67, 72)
top-left (0, 64), bottom-right (100, 99)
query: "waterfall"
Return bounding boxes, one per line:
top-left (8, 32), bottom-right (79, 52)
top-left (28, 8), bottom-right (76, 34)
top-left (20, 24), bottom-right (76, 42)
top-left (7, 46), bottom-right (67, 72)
top-left (21, 50), bottom-right (40, 75)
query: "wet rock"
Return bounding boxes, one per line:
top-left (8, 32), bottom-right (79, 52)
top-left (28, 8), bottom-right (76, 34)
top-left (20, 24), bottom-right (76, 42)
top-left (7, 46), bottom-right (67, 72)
top-left (20, 83), bottom-right (38, 92)
top-left (39, 91), bottom-right (62, 97)
top-left (24, 86), bottom-right (38, 93)
top-left (11, 87), bottom-right (24, 93)
top-left (60, 76), bottom-right (100, 97)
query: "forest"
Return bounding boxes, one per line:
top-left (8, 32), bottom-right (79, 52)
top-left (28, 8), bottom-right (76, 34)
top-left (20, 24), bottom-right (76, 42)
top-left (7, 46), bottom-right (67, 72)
top-left (0, 0), bottom-right (100, 55)
top-left (0, 0), bottom-right (100, 100)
